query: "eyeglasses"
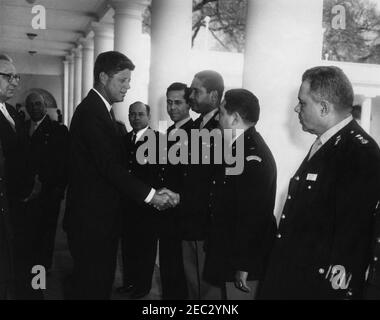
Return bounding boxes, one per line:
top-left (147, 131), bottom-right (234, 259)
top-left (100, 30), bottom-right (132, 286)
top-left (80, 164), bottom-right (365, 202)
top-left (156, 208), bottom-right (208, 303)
top-left (0, 72), bottom-right (21, 83)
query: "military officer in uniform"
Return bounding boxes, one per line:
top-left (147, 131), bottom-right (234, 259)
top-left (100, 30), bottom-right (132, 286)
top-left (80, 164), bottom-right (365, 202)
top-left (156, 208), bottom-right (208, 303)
top-left (159, 82), bottom-right (193, 299)
top-left (118, 102), bottom-right (167, 299)
top-left (365, 200), bottom-right (380, 299)
top-left (259, 66), bottom-right (380, 300)
top-left (203, 89), bottom-right (277, 300)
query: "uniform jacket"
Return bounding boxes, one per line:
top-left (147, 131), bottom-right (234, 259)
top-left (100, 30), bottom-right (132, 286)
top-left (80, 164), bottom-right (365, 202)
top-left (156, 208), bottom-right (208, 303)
top-left (25, 115), bottom-right (69, 198)
top-left (159, 118), bottom-right (194, 236)
top-left (259, 120), bottom-right (380, 300)
top-left (180, 112), bottom-right (220, 240)
top-left (203, 126), bottom-right (277, 285)
top-left (63, 90), bottom-right (151, 238)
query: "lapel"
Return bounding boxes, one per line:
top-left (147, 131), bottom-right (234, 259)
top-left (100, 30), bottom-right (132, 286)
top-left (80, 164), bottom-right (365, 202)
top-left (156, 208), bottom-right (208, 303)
top-left (0, 103), bottom-right (17, 134)
top-left (88, 89), bottom-right (117, 136)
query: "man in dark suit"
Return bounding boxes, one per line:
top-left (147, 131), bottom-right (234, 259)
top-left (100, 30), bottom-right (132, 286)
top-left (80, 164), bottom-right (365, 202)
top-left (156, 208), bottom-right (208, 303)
top-left (159, 82), bottom-right (193, 299)
top-left (118, 101), bottom-right (160, 299)
top-left (203, 89), bottom-right (277, 300)
top-left (0, 54), bottom-right (37, 299)
top-left (0, 137), bottom-right (13, 299)
top-left (24, 90), bottom-right (69, 271)
top-left (259, 66), bottom-right (380, 300)
top-left (64, 51), bottom-right (178, 300)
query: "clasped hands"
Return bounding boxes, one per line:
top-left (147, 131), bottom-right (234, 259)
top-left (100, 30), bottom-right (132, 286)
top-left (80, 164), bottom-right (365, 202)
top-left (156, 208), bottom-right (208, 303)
top-left (150, 187), bottom-right (180, 211)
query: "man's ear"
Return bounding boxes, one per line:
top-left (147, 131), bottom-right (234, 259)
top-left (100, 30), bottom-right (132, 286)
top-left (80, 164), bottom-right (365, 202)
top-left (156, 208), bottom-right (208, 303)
top-left (320, 100), bottom-right (330, 117)
top-left (232, 111), bottom-right (241, 126)
top-left (210, 90), bottom-right (219, 106)
top-left (99, 72), bottom-right (108, 86)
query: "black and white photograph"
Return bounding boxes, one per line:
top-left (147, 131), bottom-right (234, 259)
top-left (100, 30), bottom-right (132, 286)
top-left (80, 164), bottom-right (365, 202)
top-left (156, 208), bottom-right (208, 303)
top-left (0, 0), bottom-right (380, 304)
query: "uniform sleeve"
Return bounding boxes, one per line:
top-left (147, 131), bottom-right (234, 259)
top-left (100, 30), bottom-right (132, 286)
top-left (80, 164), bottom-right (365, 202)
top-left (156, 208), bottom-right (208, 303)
top-left (81, 112), bottom-right (151, 204)
top-left (232, 151), bottom-right (276, 278)
top-left (329, 143), bottom-right (380, 299)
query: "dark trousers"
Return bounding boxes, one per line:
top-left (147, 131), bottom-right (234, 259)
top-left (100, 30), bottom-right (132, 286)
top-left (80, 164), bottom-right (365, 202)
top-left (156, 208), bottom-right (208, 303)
top-left (36, 193), bottom-right (62, 270)
top-left (67, 230), bottom-right (119, 300)
top-left (121, 214), bottom-right (157, 292)
top-left (9, 200), bottom-right (43, 300)
top-left (159, 214), bottom-right (187, 300)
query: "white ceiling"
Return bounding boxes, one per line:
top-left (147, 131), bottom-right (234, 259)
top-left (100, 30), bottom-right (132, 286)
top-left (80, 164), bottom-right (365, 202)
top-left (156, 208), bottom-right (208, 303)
top-left (0, 0), bottom-right (111, 57)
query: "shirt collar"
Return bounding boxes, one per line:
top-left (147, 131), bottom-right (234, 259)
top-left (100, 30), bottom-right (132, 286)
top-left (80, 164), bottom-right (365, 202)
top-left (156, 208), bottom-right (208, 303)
top-left (32, 114), bottom-right (47, 129)
top-left (201, 108), bottom-right (218, 128)
top-left (175, 116), bottom-right (191, 129)
top-left (134, 126), bottom-right (149, 143)
top-left (319, 115), bottom-right (353, 146)
top-left (92, 88), bottom-right (112, 113)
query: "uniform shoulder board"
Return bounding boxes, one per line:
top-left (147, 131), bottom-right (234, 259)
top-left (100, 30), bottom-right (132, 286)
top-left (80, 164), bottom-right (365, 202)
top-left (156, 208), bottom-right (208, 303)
top-left (246, 155), bottom-right (262, 162)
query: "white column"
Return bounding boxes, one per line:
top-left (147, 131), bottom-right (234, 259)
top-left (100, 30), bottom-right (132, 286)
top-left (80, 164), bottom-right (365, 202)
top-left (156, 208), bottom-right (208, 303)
top-left (92, 22), bottom-right (114, 61)
top-left (73, 45), bottom-right (83, 108)
top-left (148, 0), bottom-right (192, 128)
top-left (62, 59), bottom-right (69, 126)
top-left (111, 0), bottom-right (149, 125)
top-left (361, 97), bottom-right (373, 134)
top-left (242, 0), bottom-right (324, 218)
top-left (67, 54), bottom-right (75, 125)
top-left (80, 33), bottom-right (94, 98)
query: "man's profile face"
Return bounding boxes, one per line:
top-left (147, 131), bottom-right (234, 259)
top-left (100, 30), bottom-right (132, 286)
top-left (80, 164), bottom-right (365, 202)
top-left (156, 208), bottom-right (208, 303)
top-left (189, 77), bottom-right (213, 114)
top-left (0, 60), bottom-right (19, 103)
top-left (26, 93), bottom-right (47, 122)
top-left (129, 102), bottom-right (150, 132)
top-left (294, 81), bottom-right (323, 135)
top-left (166, 89), bottom-right (190, 123)
top-left (104, 68), bottom-right (131, 104)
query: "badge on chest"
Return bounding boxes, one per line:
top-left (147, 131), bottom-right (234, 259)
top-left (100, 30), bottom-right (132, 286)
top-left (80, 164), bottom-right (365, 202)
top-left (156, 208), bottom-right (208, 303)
top-left (306, 173), bottom-right (318, 181)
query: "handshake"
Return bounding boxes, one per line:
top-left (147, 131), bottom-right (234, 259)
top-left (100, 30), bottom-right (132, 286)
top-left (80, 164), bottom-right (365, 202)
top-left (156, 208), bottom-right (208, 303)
top-left (149, 187), bottom-right (180, 211)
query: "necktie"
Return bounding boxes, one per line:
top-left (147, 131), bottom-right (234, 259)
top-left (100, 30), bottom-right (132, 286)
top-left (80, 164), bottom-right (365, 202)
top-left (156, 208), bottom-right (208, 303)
top-left (198, 115), bottom-right (205, 129)
top-left (308, 138), bottom-right (322, 160)
top-left (131, 131), bottom-right (137, 144)
top-left (0, 103), bottom-right (16, 131)
top-left (30, 121), bottom-right (38, 137)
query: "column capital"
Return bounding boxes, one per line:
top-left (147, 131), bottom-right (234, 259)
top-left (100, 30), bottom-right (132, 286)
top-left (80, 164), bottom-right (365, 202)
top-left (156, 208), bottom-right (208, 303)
top-left (79, 33), bottom-right (94, 50)
top-left (110, 0), bottom-right (148, 21)
top-left (91, 21), bottom-right (114, 39)
top-left (72, 44), bottom-right (83, 59)
top-left (65, 53), bottom-right (74, 63)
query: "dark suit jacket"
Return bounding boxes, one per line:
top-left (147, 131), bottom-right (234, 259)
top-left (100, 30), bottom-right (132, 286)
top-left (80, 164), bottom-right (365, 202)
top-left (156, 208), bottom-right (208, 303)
top-left (0, 103), bottom-right (31, 200)
top-left (180, 111), bottom-right (220, 240)
top-left (259, 120), bottom-right (380, 300)
top-left (203, 126), bottom-right (277, 285)
top-left (64, 90), bottom-right (151, 239)
top-left (25, 115), bottom-right (69, 198)
top-left (0, 138), bottom-right (13, 283)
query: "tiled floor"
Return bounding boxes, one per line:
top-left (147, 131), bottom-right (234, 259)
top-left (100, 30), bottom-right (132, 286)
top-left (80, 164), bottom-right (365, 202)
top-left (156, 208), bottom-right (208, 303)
top-left (43, 207), bottom-right (162, 300)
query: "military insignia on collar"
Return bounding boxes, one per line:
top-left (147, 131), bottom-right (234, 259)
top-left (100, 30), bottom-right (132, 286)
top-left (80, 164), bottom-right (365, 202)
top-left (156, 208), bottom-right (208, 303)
top-left (246, 155), bottom-right (262, 162)
top-left (334, 135), bottom-right (341, 146)
top-left (355, 134), bottom-right (368, 144)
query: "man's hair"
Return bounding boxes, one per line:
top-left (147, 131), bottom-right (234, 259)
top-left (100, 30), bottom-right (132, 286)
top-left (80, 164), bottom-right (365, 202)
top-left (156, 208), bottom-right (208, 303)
top-left (0, 53), bottom-right (13, 63)
top-left (194, 70), bottom-right (224, 103)
top-left (224, 89), bottom-right (260, 124)
top-left (166, 82), bottom-right (190, 103)
top-left (302, 66), bottom-right (353, 112)
top-left (94, 51), bottom-right (135, 85)
top-left (129, 101), bottom-right (150, 116)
